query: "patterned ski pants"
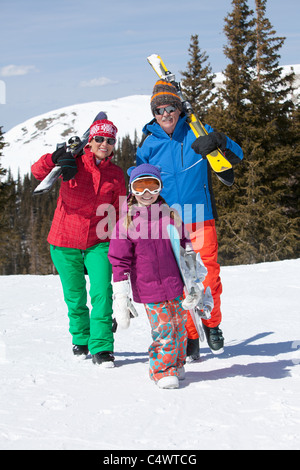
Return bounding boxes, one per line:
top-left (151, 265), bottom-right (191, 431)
top-left (144, 296), bottom-right (187, 382)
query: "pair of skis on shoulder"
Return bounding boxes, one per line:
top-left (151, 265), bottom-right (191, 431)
top-left (167, 224), bottom-right (213, 342)
top-left (33, 111), bottom-right (107, 195)
top-left (147, 54), bottom-right (234, 186)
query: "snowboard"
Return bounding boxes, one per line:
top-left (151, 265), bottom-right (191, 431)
top-left (167, 224), bottom-right (214, 342)
top-left (33, 111), bottom-right (107, 195)
top-left (147, 54), bottom-right (234, 186)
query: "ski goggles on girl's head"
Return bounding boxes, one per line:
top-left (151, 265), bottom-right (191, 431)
top-left (131, 177), bottom-right (162, 196)
top-left (93, 136), bottom-right (116, 145)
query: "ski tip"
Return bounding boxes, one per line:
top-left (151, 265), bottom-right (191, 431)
top-left (216, 168), bottom-right (234, 186)
top-left (32, 188), bottom-right (50, 196)
top-left (94, 111), bottom-right (108, 121)
top-left (147, 54), bottom-right (160, 61)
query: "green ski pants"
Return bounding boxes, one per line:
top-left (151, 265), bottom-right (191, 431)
top-left (50, 243), bottom-right (113, 354)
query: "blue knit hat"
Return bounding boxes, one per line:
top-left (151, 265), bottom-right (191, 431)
top-left (127, 164), bottom-right (162, 185)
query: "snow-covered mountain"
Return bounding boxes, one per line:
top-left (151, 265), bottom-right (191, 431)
top-left (2, 64), bottom-right (299, 180)
top-left (2, 95), bottom-right (153, 179)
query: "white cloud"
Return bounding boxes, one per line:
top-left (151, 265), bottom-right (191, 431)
top-left (80, 76), bottom-right (118, 88)
top-left (0, 65), bottom-right (38, 77)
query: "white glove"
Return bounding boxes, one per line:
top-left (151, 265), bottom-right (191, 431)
top-left (182, 285), bottom-right (202, 310)
top-left (112, 280), bottom-right (138, 330)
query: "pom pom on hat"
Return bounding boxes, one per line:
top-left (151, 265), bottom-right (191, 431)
top-left (88, 119), bottom-right (118, 142)
top-left (150, 80), bottom-right (182, 116)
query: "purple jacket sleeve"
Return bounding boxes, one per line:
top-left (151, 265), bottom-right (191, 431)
top-left (108, 222), bottom-right (134, 282)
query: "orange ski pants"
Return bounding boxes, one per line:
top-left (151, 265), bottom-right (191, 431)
top-left (184, 219), bottom-right (222, 339)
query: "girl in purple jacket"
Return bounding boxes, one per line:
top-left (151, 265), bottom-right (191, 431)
top-left (108, 164), bottom-right (195, 389)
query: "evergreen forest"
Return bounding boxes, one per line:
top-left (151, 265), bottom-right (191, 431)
top-left (0, 0), bottom-right (299, 275)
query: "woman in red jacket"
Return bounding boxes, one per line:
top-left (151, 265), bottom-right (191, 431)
top-left (31, 119), bottom-right (126, 367)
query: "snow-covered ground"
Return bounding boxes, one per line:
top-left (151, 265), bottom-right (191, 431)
top-left (0, 258), bottom-right (299, 450)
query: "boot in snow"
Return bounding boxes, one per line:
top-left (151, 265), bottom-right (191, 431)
top-left (92, 351), bottom-right (115, 368)
top-left (156, 375), bottom-right (179, 389)
top-left (72, 344), bottom-right (89, 357)
top-left (203, 324), bottom-right (224, 354)
top-left (186, 337), bottom-right (200, 362)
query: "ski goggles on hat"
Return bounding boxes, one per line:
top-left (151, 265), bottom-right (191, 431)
top-left (131, 177), bottom-right (162, 196)
top-left (93, 136), bottom-right (116, 145)
top-left (154, 105), bottom-right (177, 116)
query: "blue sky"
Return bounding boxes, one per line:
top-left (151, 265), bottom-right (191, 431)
top-left (1, 0), bottom-right (299, 132)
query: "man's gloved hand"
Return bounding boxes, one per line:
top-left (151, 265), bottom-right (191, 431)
top-left (191, 132), bottom-right (227, 157)
top-left (112, 280), bottom-right (138, 330)
top-left (51, 146), bottom-right (78, 181)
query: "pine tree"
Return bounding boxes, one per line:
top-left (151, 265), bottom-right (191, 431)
top-left (212, 0), bottom-right (299, 264)
top-left (220, 0), bottom-right (256, 141)
top-left (180, 34), bottom-right (216, 121)
top-left (27, 174), bottom-right (60, 274)
top-left (113, 135), bottom-right (138, 187)
top-left (9, 171), bottom-right (60, 275)
top-left (0, 129), bottom-right (20, 274)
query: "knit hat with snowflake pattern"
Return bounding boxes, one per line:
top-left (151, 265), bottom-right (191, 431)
top-left (88, 119), bottom-right (118, 142)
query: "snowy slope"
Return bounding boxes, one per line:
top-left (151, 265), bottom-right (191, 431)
top-left (1, 95), bottom-right (153, 179)
top-left (0, 259), bottom-right (299, 450)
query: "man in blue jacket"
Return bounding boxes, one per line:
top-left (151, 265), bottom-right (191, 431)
top-left (136, 79), bottom-right (243, 358)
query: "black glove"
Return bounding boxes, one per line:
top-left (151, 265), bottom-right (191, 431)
top-left (191, 132), bottom-right (227, 157)
top-left (51, 147), bottom-right (78, 181)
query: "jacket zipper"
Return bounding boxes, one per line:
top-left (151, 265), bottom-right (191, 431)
top-left (181, 142), bottom-right (183, 166)
top-left (204, 184), bottom-right (209, 206)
